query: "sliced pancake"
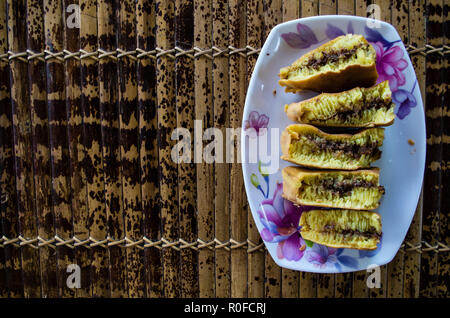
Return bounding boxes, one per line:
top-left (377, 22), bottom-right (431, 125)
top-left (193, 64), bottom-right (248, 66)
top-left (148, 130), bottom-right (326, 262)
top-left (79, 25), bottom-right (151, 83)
top-left (279, 34), bottom-right (378, 93)
top-left (299, 209), bottom-right (382, 250)
top-left (285, 81), bottom-right (395, 127)
top-left (282, 166), bottom-right (385, 210)
top-left (281, 124), bottom-right (384, 170)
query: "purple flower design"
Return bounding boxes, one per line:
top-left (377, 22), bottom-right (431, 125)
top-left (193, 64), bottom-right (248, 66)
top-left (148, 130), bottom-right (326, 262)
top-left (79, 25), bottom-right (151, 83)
top-left (325, 22), bottom-right (354, 39)
top-left (306, 245), bottom-right (359, 270)
top-left (305, 244), bottom-right (338, 268)
top-left (281, 23), bottom-right (318, 49)
top-left (364, 26), bottom-right (392, 48)
top-left (244, 111), bottom-right (269, 136)
top-left (258, 183), bottom-right (313, 261)
top-left (372, 41), bottom-right (408, 91)
top-left (393, 85), bottom-right (417, 120)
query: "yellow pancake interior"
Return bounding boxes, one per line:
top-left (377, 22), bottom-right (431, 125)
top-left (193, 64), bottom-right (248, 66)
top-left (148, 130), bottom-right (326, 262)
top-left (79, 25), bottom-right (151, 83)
top-left (285, 81), bottom-right (395, 127)
top-left (300, 209), bottom-right (381, 250)
top-left (295, 170), bottom-right (384, 210)
top-left (285, 125), bottom-right (384, 170)
top-left (279, 34), bottom-right (376, 82)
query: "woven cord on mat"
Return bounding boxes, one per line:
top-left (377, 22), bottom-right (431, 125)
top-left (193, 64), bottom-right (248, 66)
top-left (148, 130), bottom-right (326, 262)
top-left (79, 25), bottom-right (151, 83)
top-left (0, 235), bottom-right (448, 253)
top-left (0, 44), bottom-right (449, 63)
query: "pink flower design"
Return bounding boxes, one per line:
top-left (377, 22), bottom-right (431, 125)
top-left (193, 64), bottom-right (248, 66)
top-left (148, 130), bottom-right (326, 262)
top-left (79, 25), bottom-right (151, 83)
top-left (372, 41), bottom-right (408, 91)
top-left (258, 183), bottom-right (313, 261)
top-left (244, 111), bottom-right (269, 136)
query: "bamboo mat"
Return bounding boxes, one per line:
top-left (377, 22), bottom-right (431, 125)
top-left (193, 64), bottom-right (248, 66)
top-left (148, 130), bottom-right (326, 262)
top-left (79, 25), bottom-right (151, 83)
top-left (0, 0), bottom-right (448, 298)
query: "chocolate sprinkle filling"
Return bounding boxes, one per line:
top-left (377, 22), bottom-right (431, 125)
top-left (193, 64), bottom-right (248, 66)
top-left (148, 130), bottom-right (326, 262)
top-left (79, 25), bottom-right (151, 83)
top-left (319, 177), bottom-right (385, 196)
top-left (322, 224), bottom-right (381, 240)
top-left (305, 44), bottom-right (365, 69)
top-left (334, 98), bottom-right (393, 122)
top-left (304, 135), bottom-right (381, 160)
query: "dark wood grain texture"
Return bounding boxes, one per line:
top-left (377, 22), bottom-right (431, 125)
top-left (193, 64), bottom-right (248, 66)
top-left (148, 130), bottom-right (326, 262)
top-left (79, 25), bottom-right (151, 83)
top-left (136, 0), bottom-right (163, 298)
top-left (156, 0), bottom-right (180, 298)
top-left (438, 0), bottom-right (449, 298)
top-left (0, 0), bottom-right (7, 297)
top-left (194, 0), bottom-right (214, 298)
top-left (247, 0), bottom-right (264, 299)
top-left (117, 0), bottom-right (146, 298)
top-left (98, 0), bottom-right (128, 297)
top-left (175, 0), bottom-right (198, 298)
top-left (80, 0), bottom-right (111, 298)
top-left (213, 0), bottom-right (231, 298)
top-left (63, 0), bottom-right (91, 298)
top-left (421, 0), bottom-right (443, 298)
top-left (229, 0), bottom-right (248, 298)
top-left (8, 0), bottom-right (41, 297)
top-left (0, 0), bottom-right (23, 298)
top-left (28, 0), bottom-right (58, 298)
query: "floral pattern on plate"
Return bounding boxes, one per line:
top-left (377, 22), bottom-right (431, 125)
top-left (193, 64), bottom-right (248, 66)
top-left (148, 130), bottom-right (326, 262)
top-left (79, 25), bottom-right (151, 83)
top-left (243, 16), bottom-right (425, 273)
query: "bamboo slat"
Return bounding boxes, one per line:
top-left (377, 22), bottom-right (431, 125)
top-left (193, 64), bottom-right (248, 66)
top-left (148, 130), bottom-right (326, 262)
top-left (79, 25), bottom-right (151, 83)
top-left (28, 0), bottom-right (58, 298)
top-left (136, 0), bottom-right (163, 298)
top-left (79, 0), bottom-right (111, 298)
top-left (283, 0), bottom-right (299, 21)
top-left (194, 0), bottom-right (215, 298)
top-left (63, 0), bottom-right (90, 297)
top-left (8, 0), bottom-right (41, 297)
top-left (263, 0), bottom-right (282, 299)
top-left (156, 0), bottom-right (180, 298)
top-left (229, 0), bottom-right (248, 298)
top-left (117, 0), bottom-right (146, 298)
top-left (97, 0), bottom-right (127, 297)
top-left (246, 0), bottom-right (264, 299)
top-left (213, 0), bottom-right (231, 298)
top-left (44, 0), bottom-right (75, 297)
top-left (421, 0), bottom-right (443, 298)
top-left (438, 0), bottom-right (449, 297)
top-left (174, 0), bottom-right (198, 297)
top-left (0, 0), bottom-right (22, 298)
top-left (0, 0), bottom-right (6, 296)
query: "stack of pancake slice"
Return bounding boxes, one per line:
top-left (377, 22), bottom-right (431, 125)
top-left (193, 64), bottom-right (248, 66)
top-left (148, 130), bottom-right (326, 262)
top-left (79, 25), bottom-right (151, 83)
top-left (278, 34), bottom-right (395, 250)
